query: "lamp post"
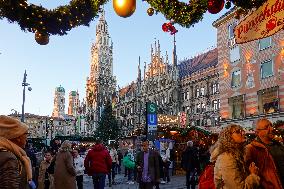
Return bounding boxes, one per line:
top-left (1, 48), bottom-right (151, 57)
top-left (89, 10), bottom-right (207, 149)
top-left (21, 70), bottom-right (32, 122)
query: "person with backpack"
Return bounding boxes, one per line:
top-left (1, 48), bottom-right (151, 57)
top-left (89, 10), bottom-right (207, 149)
top-left (181, 141), bottom-right (200, 189)
top-left (213, 124), bottom-right (260, 189)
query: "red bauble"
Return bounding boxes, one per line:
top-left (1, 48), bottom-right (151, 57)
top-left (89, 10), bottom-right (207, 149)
top-left (208, 0), bottom-right (225, 14)
top-left (162, 23), bottom-right (169, 32)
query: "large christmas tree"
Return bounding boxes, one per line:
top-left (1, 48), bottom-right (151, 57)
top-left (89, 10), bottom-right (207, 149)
top-left (95, 100), bottom-right (121, 144)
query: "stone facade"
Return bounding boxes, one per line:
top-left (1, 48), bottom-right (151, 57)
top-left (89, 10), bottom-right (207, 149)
top-left (179, 48), bottom-right (220, 132)
top-left (9, 113), bottom-right (76, 139)
top-left (113, 39), bottom-right (220, 136)
top-left (213, 9), bottom-right (284, 129)
top-left (86, 10), bottom-right (117, 131)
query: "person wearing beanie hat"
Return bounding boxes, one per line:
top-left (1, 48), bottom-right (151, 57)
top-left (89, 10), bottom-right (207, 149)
top-left (0, 115), bottom-right (34, 189)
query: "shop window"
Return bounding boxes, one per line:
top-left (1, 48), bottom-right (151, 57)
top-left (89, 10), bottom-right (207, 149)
top-left (229, 95), bottom-right (245, 119)
top-left (261, 60), bottom-right (273, 78)
top-left (231, 70), bottom-right (241, 88)
top-left (258, 87), bottom-right (279, 114)
top-left (230, 45), bottom-right (240, 63)
top-left (259, 37), bottom-right (271, 50)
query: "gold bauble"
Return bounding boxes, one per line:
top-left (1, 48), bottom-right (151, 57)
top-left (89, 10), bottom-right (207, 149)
top-left (113, 0), bottom-right (136, 18)
top-left (147, 8), bottom-right (154, 16)
top-left (35, 31), bottom-right (49, 45)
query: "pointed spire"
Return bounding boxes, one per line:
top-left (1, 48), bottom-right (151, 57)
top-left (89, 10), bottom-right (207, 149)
top-left (155, 40), bottom-right (157, 54)
top-left (100, 8), bottom-right (105, 21)
top-left (172, 34), bottom-right (177, 66)
top-left (158, 40), bottom-right (161, 58)
top-left (138, 56), bottom-right (141, 82)
top-left (165, 51), bottom-right (169, 64)
top-left (144, 61), bottom-right (147, 79)
top-left (151, 44), bottom-right (153, 62)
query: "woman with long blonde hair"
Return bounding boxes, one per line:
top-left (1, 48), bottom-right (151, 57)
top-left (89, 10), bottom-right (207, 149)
top-left (212, 124), bottom-right (260, 189)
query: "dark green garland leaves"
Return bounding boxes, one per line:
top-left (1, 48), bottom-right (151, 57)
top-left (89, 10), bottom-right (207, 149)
top-left (0, 0), bottom-right (268, 35)
top-left (146, 0), bottom-right (267, 28)
top-left (0, 0), bottom-right (108, 35)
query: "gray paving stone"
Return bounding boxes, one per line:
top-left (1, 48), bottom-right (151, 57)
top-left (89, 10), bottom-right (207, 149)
top-left (83, 174), bottom-right (188, 189)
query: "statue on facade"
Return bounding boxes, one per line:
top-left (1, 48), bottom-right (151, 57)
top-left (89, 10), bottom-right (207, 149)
top-left (246, 72), bottom-right (255, 89)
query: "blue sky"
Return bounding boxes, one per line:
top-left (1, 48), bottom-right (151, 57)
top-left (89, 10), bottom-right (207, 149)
top-left (0, 0), bottom-right (228, 116)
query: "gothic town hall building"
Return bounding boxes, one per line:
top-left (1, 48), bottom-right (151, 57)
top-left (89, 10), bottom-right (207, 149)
top-left (85, 11), bottom-right (220, 135)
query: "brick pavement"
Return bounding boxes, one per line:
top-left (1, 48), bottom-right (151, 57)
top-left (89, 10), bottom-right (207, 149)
top-left (83, 174), bottom-right (188, 189)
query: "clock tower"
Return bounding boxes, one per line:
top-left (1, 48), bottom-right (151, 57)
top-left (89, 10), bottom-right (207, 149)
top-left (86, 10), bottom-right (116, 131)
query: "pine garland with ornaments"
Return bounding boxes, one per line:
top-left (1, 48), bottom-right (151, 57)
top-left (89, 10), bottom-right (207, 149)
top-left (0, 0), bottom-right (107, 36)
top-left (0, 0), bottom-right (268, 44)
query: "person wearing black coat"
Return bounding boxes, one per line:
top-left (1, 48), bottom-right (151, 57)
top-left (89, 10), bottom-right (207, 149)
top-left (181, 141), bottom-right (200, 189)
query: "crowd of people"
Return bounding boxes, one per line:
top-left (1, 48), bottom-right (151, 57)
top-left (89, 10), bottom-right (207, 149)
top-left (0, 115), bottom-right (284, 189)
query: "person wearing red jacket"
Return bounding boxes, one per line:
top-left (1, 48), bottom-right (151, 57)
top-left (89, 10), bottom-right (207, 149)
top-left (84, 139), bottom-right (112, 189)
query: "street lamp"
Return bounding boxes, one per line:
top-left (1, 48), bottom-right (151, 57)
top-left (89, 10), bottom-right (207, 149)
top-left (21, 70), bottom-right (32, 122)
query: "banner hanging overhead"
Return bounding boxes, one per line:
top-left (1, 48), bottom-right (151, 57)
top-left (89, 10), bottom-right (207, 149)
top-left (234, 0), bottom-right (284, 44)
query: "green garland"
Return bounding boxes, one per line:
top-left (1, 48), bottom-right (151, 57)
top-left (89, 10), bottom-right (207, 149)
top-left (146, 0), bottom-right (208, 28)
top-left (0, 0), bottom-right (268, 35)
top-left (0, 0), bottom-right (108, 35)
top-left (146, 0), bottom-right (268, 28)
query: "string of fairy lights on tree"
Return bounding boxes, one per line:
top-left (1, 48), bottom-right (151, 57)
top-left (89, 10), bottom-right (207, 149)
top-left (0, 0), bottom-right (267, 45)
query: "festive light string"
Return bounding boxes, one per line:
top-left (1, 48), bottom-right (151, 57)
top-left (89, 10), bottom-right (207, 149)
top-left (0, 0), bottom-right (108, 35)
top-left (0, 0), bottom-right (268, 35)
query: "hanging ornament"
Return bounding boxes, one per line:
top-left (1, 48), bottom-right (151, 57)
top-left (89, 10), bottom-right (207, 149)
top-left (147, 7), bottom-right (154, 16)
top-left (35, 31), bottom-right (49, 45)
top-left (162, 23), bottom-right (169, 32)
top-left (162, 22), bottom-right (178, 35)
top-left (207, 0), bottom-right (225, 14)
top-left (225, 1), bottom-right (231, 9)
top-left (234, 11), bottom-right (240, 19)
top-left (234, 8), bottom-right (246, 19)
top-left (113, 0), bottom-right (136, 18)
